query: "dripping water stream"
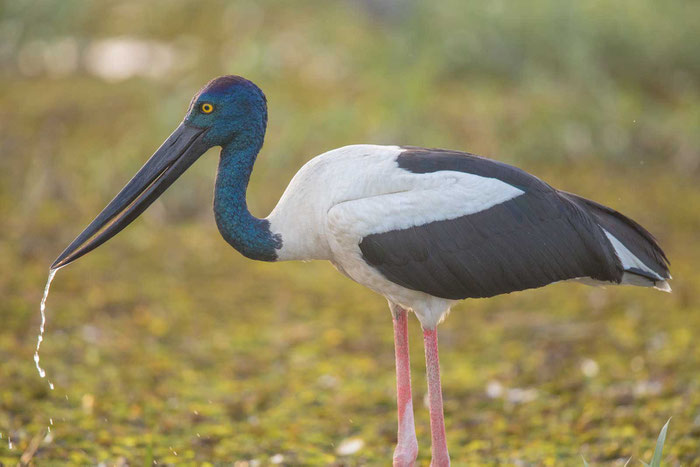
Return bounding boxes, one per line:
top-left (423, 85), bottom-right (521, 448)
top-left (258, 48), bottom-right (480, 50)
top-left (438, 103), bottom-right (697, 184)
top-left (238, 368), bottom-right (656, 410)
top-left (35, 268), bottom-right (58, 391)
top-left (1, 431), bottom-right (12, 450)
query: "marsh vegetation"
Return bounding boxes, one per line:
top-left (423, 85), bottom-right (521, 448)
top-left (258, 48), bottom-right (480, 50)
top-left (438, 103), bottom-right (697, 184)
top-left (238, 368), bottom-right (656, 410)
top-left (1, 0), bottom-right (699, 464)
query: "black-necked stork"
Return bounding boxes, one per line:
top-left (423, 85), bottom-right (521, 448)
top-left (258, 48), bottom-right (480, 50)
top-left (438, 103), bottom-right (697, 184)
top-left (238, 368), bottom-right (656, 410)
top-left (53, 76), bottom-right (670, 466)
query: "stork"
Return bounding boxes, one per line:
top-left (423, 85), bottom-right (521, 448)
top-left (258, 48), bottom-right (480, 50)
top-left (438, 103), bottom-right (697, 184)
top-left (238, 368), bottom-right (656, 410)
top-left (53, 76), bottom-right (671, 466)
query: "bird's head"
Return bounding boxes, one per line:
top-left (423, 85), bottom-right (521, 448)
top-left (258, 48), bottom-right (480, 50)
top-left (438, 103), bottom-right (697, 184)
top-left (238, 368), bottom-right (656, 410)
top-left (186, 75), bottom-right (267, 149)
top-left (51, 75), bottom-right (267, 269)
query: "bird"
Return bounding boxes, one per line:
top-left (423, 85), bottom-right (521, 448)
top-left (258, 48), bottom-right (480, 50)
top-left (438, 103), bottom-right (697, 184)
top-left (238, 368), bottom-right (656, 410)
top-left (53, 75), bottom-right (671, 466)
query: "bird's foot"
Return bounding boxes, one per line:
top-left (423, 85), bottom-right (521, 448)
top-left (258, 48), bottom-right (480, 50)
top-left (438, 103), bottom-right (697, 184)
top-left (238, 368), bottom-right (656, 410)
top-left (392, 441), bottom-right (418, 467)
top-left (429, 452), bottom-right (450, 467)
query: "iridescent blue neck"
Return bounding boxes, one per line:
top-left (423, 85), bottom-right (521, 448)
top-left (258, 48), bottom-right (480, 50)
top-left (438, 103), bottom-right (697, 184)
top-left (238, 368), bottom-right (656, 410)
top-left (214, 142), bottom-right (282, 261)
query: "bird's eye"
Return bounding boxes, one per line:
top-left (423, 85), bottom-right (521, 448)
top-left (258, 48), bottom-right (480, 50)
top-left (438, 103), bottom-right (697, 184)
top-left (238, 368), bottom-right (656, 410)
top-left (200, 103), bottom-right (214, 114)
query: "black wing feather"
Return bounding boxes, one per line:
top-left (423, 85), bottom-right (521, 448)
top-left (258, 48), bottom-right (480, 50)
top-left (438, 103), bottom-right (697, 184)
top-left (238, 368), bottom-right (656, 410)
top-left (359, 148), bottom-right (627, 300)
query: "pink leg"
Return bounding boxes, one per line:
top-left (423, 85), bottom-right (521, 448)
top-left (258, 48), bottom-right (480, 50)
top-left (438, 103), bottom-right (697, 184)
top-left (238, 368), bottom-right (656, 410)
top-left (423, 327), bottom-right (450, 467)
top-left (391, 305), bottom-right (418, 466)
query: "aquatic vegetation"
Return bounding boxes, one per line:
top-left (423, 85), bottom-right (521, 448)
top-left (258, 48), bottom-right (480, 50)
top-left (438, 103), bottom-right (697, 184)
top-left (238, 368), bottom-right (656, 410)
top-left (1, 0), bottom-right (699, 464)
top-left (583, 419), bottom-right (671, 467)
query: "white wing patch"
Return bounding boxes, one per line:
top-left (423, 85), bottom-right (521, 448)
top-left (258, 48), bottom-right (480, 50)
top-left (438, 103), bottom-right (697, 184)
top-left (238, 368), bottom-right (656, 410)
top-left (331, 173), bottom-right (525, 238)
top-left (603, 229), bottom-right (664, 281)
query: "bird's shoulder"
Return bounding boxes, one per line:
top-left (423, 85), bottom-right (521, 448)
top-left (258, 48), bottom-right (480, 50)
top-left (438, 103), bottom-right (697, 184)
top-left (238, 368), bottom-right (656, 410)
top-left (295, 144), bottom-right (403, 175)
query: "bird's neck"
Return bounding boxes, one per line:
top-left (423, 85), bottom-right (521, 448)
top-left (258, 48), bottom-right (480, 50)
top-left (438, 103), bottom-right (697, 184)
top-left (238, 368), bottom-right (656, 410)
top-left (214, 142), bottom-right (282, 261)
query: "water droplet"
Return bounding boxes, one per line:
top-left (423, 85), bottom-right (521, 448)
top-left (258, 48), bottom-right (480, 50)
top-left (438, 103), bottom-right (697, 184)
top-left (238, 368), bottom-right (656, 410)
top-left (35, 268), bottom-right (59, 389)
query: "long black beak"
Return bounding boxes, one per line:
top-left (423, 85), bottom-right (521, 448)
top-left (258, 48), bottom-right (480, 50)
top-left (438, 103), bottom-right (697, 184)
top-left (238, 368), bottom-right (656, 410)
top-left (51, 122), bottom-right (208, 270)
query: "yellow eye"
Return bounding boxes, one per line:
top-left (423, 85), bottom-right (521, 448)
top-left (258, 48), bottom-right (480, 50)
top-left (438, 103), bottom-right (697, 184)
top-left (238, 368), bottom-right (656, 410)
top-left (200, 103), bottom-right (214, 114)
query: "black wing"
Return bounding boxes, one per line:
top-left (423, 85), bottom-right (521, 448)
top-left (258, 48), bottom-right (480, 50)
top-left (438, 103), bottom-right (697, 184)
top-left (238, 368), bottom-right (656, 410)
top-left (358, 148), bottom-right (625, 300)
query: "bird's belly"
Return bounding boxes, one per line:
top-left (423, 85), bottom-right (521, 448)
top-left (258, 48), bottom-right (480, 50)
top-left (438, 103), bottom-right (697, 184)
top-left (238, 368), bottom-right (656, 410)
top-left (328, 241), bottom-right (455, 328)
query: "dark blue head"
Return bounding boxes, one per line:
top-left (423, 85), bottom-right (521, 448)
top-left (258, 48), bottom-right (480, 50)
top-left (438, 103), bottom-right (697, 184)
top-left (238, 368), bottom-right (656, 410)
top-left (186, 76), bottom-right (268, 150)
top-left (52, 75), bottom-right (271, 269)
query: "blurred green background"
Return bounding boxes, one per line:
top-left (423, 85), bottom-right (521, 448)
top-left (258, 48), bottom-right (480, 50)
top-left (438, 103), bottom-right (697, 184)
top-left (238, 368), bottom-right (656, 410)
top-left (1, 0), bottom-right (699, 464)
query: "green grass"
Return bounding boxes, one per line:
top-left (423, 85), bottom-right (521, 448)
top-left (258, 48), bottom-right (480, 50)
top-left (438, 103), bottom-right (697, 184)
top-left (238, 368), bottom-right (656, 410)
top-left (642, 419), bottom-right (670, 467)
top-left (1, 0), bottom-right (699, 464)
top-left (584, 419), bottom-right (671, 467)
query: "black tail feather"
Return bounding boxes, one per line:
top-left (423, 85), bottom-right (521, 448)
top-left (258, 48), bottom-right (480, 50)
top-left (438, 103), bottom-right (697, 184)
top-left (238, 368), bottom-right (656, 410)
top-left (559, 191), bottom-right (670, 280)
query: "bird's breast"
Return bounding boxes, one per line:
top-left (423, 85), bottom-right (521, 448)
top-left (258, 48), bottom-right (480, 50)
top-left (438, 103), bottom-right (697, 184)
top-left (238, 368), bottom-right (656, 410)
top-left (267, 144), bottom-right (410, 261)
